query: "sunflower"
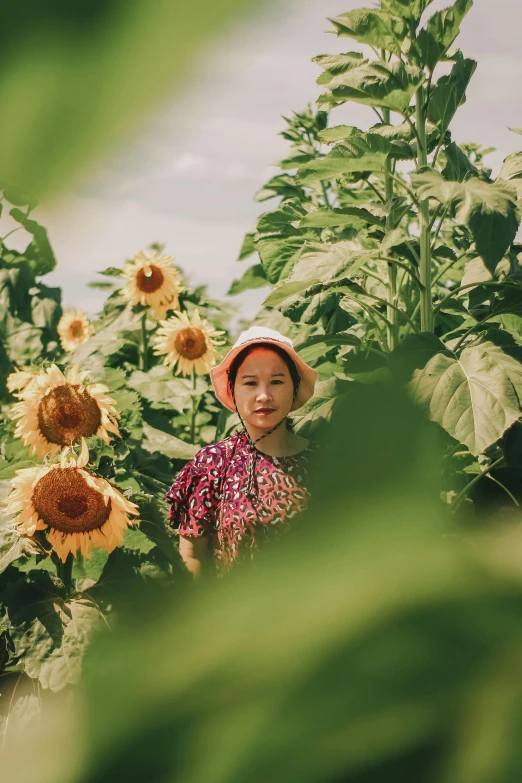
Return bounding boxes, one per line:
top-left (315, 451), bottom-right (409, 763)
top-left (6, 368), bottom-right (37, 398)
top-left (11, 364), bottom-right (121, 460)
top-left (120, 249), bottom-right (184, 319)
top-left (152, 308), bottom-right (226, 376)
top-left (57, 310), bottom-right (95, 352)
top-left (3, 439), bottom-right (139, 561)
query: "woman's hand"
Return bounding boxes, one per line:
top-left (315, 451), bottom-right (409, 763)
top-left (178, 534), bottom-right (211, 578)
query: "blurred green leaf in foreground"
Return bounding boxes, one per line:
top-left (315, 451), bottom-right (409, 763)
top-left (4, 382), bottom-right (522, 783)
top-left (0, 0), bottom-right (269, 198)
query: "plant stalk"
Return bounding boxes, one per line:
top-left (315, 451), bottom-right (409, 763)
top-left (190, 368), bottom-right (198, 443)
top-left (56, 553), bottom-right (74, 597)
top-left (140, 312), bottom-right (148, 371)
top-left (451, 456), bottom-right (505, 512)
top-left (382, 106), bottom-right (397, 351)
top-left (416, 86), bottom-right (433, 332)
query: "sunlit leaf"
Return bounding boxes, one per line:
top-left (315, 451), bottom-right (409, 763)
top-left (413, 0), bottom-right (473, 71)
top-left (427, 58), bottom-right (476, 138)
top-left (329, 9), bottom-right (409, 56)
top-left (317, 59), bottom-right (424, 116)
top-left (412, 340), bottom-right (522, 454)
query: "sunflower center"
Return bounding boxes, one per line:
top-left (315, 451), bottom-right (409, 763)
top-left (136, 265), bottom-right (164, 293)
top-left (174, 327), bottom-right (207, 360)
top-left (32, 468), bottom-right (112, 533)
top-left (69, 320), bottom-right (85, 338)
top-left (37, 384), bottom-right (102, 447)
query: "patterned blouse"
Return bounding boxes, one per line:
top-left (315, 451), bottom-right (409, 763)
top-left (166, 429), bottom-right (317, 571)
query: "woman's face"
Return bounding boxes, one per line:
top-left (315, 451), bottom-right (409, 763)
top-left (233, 347), bottom-right (295, 430)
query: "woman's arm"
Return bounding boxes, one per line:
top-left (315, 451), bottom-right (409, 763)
top-left (179, 534), bottom-right (211, 578)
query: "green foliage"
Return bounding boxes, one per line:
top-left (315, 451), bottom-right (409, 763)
top-left (233, 0), bottom-right (522, 514)
top-left (0, 250), bottom-right (238, 691)
top-left (6, 385), bottom-right (522, 782)
top-left (0, 189), bottom-right (62, 398)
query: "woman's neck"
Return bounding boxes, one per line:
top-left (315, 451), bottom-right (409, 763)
top-left (242, 420), bottom-right (307, 457)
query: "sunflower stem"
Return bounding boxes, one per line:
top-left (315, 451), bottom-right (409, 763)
top-left (140, 312), bottom-right (149, 371)
top-left (190, 368), bottom-right (197, 443)
top-left (56, 553), bottom-right (74, 597)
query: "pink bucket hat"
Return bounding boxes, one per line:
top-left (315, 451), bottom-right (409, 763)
top-left (210, 326), bottom-right (317, 413)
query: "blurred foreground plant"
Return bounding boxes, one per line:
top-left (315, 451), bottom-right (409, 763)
top-left (4, 383), bottom-right (522, 782)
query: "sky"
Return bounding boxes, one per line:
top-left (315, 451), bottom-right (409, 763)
top-left (13, 0), bottom-right (522, 334)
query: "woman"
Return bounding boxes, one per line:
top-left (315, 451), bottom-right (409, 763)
top-left (166, 326), bottom-right (318, 576)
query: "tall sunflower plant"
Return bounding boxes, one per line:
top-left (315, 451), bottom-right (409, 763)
top-left (0, 243), bottom-right (240, 693)
top-left (233, 0), bottom-right (522, 519)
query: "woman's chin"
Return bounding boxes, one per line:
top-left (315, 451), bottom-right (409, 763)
top-left (246, 411), bottom-right (278, 427)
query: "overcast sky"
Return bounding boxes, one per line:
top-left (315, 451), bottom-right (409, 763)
top-left (26, 0), bottom-right (522, 333)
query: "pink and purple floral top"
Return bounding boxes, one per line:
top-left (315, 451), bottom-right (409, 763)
top-left (166, 429), bottom-right (316, 570)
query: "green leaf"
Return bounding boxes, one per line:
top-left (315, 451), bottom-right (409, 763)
top-left (489, 287), bottom-right (522, 319)
top-left (262, 280), bottom-right (315, 309)
top-left (9, 209), bottom-right (57, 276)
top-left (255, 174), bottom-right (308, 203)
top-left (35, 599), bottom-right (102, 691)
top-left (412, 171), bottom-right (520, 272)
top-left (298, 133), bottom-right (403, 184)
top-left (123, 528), bottom-right (156, 555)
top-left (1, 569), bottom-right (102, 690)
top-left (381, 0), bottom-right (434, 23)
top-left (411, 340), bottom-right (522, 455)
top-left (3, 186), bottom-right (38, 209)
top-left (280, 290), bottom-right (344, 326)
top-left (317, 125), bottom-right (361, 145)
top-left (442, 142), bottom-right (479, 182)
top-left (295, 333), bottom-right (361, 363)
top-left (141, 424), bottom-right (198, 461)
top-left (389, 332), bottom-right (447, 384)
top-left (72, 547), bottom-right (109, 584)
top-left (254, 201), bottom-right (309, 284)
top-left (257, 237), bottom-right (306, 285)
top-left (329, 10), bottom-right (409, 56)
top-left (427, 58), bottom-right (476, 138)
top-left (299, 207), bottom-right (383, 229)
top-left (317, 60), bottom-right (424, 116)
top-left (313, 52), bottom-right (366, 77)
top-left (263, 241), bottom-right (365, 308)
top-left (31, 295), bottom-right (61, 332)
top-left (6, 322), bottom-right (43, 362)
top-left (0, 528), bottom-right (39, 573)
top-left (97, 267), bottom-right (124, 277)
top-left (227, 264), bottom-right (268, 295)
top-left (499, 152), bottom-right (522, 181)
top-left (461, 257), bottom-right (492, 289)
top-left (87, 281), bottom-right (118, 290)
top-left (134, 497), bottom-right (179, 564)
top-left (291, 377), bottom-right (351, 432)
top-left (237, 232), bottom-right (256, 261)
top-left (127, 366), bottom-right (192, 410)
top-left (414, 0), bottom-right (473, 71)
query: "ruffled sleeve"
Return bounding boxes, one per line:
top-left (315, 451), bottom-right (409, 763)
top-left (165, 445), bottom-right (223, 537)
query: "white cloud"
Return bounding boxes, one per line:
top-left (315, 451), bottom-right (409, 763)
top-left (224, 162), bottom-right (249, 180)
top-left (172, 153), bottom-right (209, 177)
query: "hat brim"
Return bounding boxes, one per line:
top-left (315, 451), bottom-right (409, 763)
top-left (210, 338), bottom-right (318, 413)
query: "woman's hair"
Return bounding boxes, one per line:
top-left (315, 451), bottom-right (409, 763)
top-left (227, 343), bottom-right (301, 400)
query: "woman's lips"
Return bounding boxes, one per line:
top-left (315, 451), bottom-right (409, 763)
top-left (255, 408), bottom-right (275, 413)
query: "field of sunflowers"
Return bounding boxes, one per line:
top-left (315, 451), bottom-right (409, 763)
top-left (4, 1), bottom-right (522, 781)
top-left (0, 229), bottom-right (244, 689)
